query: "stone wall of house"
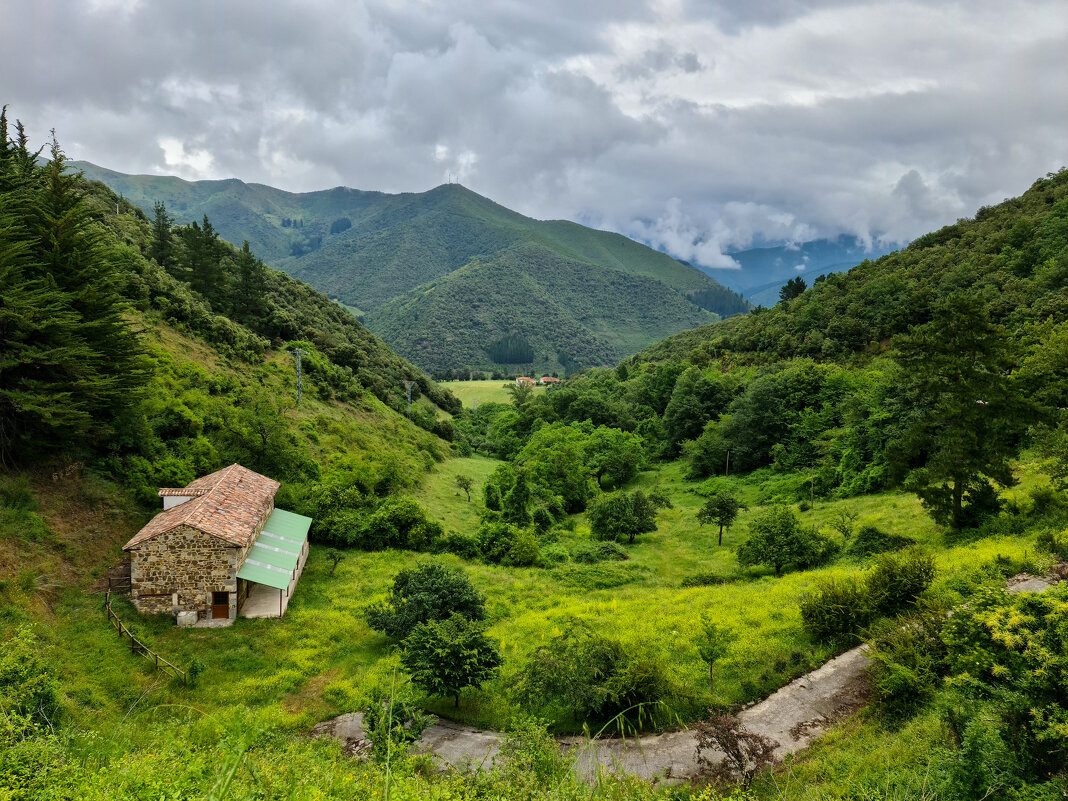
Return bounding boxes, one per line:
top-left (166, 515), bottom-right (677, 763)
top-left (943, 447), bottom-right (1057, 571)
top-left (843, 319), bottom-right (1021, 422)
top-left (130, 524), bottom-right (255, 617)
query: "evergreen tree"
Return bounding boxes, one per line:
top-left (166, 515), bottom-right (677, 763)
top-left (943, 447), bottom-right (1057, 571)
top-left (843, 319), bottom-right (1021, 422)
top-left (0, 126), bottom-right (147, 463)
top-left (233, 240), bottom-right (266, 318)
top-left (779, 276), bottom-right (807, 303)
top-left (149, 200), bottom-right (174, 267)
top-left (891, 293), bottom-right (1034, 528)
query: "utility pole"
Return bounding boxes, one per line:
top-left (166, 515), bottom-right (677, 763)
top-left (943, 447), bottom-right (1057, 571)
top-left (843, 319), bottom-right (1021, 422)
top-left (290, 348), bottom-right (306, 406)
top-left (725, 449), bottom-right (730, 477)
top-left (403, 380), bottom-right (416, 419)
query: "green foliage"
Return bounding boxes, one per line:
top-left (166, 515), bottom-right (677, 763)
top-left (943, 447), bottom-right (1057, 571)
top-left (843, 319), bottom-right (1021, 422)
top-left (487, 333), bottom-right (535, 365)
top-left (800, 549), bottom-right (936, 641)
top-left (0, 625), bottom-right (58, 728)
top-left (0, 119), bottom-right (149, 464)
top-left (365, 563), bottom-right (486, 640)
top-left (400, 612), bottom-right (503, 707)
top-left (361, 680), bottom-right (434, 762)
top-left (778, 275), bottom-right (806, 303)
top-left (696, 492), bottom-right (741, 546)
top-left (476, 520), bottom-right (542, 566)
top-left (892, 292), bottom-right (1035, 528)
top-left (696, 613), bottom-right (736, 695)
top-left (736, 505), bottom-right (836, 576)
top-left (865, 612), bottom-right (946, 721)
top-left (512, 620), bottom-right (673, 726)
top-left (847, 524), bottom-right (915, 558)
top-left (587, 489), bottom-right (659, 545)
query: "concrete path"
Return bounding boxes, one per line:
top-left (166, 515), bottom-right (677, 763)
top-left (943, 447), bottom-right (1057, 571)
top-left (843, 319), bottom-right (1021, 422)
top-left (312, 570), bottom-right (1060, 781)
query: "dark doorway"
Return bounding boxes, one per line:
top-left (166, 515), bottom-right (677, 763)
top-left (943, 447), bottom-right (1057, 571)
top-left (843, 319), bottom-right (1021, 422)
top-left (212, 591), bottom-right (229, 619)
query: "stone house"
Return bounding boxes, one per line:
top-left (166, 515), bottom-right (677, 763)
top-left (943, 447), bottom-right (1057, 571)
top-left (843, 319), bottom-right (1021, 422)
top-left (123, 464), bottom-right (311, 624)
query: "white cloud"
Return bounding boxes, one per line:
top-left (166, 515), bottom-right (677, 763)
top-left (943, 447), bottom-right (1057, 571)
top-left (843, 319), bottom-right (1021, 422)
top-left (0, 0), bottom-right (1064, 266)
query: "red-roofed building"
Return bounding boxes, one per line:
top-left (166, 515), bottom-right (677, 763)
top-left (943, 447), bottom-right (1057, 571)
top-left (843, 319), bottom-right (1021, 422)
top-left (123, 464), bottom-right (312, 624)
top-left (539, 376), bottom-right (561, 385)
top-left (515, 376), bottom-right (536, 387)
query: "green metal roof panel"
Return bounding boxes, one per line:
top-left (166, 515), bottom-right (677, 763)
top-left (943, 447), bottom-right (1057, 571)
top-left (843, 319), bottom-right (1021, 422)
top-left (236, 560), bottom-right (290, 590)
top-left (264, 508), bottom-right (311, 543)
top-left (246, 542), bottom-right (298, 571)
top-left (257, 530), bottom-right (303, 555)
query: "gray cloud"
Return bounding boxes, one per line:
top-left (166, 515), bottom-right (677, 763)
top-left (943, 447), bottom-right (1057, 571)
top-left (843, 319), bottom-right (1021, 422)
top-left (1, 0), bottom-right (1064, 269)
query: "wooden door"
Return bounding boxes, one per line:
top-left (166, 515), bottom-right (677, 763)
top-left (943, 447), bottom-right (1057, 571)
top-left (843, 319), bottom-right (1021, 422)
top-left (211, 591), bottom-right (229, 619)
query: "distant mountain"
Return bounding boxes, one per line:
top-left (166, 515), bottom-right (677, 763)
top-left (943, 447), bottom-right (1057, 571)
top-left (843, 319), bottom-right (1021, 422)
top-left (74, 162), bottom-right (749, 374)
top-left (695, 236), bottom-right (899, 304)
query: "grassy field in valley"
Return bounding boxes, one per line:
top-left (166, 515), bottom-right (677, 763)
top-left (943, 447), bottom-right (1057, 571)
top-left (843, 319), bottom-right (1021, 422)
top-left (441, 379), bottom-right (545, 408)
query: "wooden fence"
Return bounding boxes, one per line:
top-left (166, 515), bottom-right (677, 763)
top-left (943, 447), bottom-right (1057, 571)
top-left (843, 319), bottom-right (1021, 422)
top-left (104, 590), bottom-right (187, 685)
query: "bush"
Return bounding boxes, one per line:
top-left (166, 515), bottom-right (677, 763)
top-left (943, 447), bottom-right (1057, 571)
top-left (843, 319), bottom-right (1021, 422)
top-left (847, 525), bottom-right (916, 558)
top-left (570, 540), bottom-right (629, 564)
top-left (799, 577), bottom-right (871, 641)
top-left (365, 563), bottom-right (486, 640)
top-left (587, 490), bottom-right (659, 545)
top-left (0, 627), bottom-right (59, 728)
top-left (800, 549), bottom-right (936, 641)
top-left (401, 613), bottom-right (502, 707)
top-left (865, 549), bottom-right (937, 616)
top-left (737, 506), bottom-right (837, 576)
top-left (865, 612), bottom-right (946, 721)
top-left (477, 521), bottom-right (542, 566)
top-left (511, 620), bottom-right (672, 726)
top-left (430, 531), bottom-right (482, 560)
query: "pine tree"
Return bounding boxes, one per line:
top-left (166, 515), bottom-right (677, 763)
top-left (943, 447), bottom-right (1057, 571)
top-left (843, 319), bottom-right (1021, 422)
top-left (149, 200), bottom-right (174, 267)
top-left (0, 124), bottom-right (147, 463)
top-left (233, 240), bottom-right (266, 319)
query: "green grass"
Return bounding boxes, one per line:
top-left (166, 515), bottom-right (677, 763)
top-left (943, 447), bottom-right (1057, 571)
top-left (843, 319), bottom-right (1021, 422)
top-left (440, 380), bottom-right (544, 408)
top-left (24, 454), bottom-right (1049, 744)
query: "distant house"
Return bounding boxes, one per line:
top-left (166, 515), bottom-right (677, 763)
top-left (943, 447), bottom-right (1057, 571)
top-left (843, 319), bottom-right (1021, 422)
top-left (539, 376), bottom-right (561, 385)
top-left (123, 464), bottom-right (311, 625)
top-left (515, 376), bottom-right (536, 387)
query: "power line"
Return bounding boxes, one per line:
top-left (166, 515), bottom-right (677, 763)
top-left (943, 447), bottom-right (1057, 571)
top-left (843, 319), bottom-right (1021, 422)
top-left (403, 380), bottom-right (416, 418)
top-left (289, 348), bottom-right (307, 406)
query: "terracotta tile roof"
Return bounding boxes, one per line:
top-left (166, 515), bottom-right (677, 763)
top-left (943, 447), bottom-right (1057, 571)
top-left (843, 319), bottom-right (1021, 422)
top-left (123, 464), bottom-right (280, 550)
top-left (157, 488), bottom-right (209, 497)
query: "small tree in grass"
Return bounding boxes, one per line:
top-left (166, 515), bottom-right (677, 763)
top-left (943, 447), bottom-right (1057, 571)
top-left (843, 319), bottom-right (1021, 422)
top-left (696, 612), bottom-right (735, 695)
top-left (737, 505), bottom-right (834, 576)
top-left (401, 613), bottom-right (502, 707)
top-left (588, 489), bottom-right (659, 545)
top-left (696, 492), bottom-right (741, 546)
top-left (325, 548), bottom-right (345, 576)
top-left (365, 563), bottom-right (486, 639)
top-left (455, 474), bottom-right (473, 502)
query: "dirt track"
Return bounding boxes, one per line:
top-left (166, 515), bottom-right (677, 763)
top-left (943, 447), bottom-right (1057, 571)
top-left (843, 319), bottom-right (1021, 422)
top-left (312, 572), bottom-right (1059, 781)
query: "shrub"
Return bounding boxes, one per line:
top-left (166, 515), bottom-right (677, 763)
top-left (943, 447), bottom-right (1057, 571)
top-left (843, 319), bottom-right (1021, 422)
top-left (0, 627), bottom-right (59, 728)
top-left (737, 506), bottom-right (837, 576)
top-left (847, 525), bottom-right (916, 558)
top-left (477, 521), bottom-right (542, 566)
top-left (865, 549), bottom-right (936, 616)
top-left (430, 531), bottom-right (482, 560)
top-left (570, 540), bottom-right (629, 564)
top-left (511, 620), bottom-right (672, 726)
top-left (365, 563), bottom-right (486, 640)
top-left (361, 682), bottom-right (434, 762)
top-left (799, 577), bottom-right (871, 641)
top-left (801, 550), bottom-right (936, 641)
top-left (865, 612), bottom-right (946, 721)
top-left (587, 490), bottom-right (659, 545)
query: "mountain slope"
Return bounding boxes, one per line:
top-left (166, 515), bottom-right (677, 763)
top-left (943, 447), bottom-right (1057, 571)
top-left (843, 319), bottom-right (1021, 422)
top-left (696, 236), bottom-right (897, 304)
top-left (73, 162), bottom-right (749, 372)
top-left (632, 169), bottom-right (1068, 366)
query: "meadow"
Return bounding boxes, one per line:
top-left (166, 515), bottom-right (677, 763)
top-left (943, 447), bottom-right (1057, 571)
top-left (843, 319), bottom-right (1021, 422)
top-left (16, 452), bottom-right (1049, 748)
top-left (441, 379), bottom-right (545, 408)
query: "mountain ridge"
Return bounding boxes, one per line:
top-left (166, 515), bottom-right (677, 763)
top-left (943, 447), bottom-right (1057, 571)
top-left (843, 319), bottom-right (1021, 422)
top-left (73, 161), bottom-right (749, 373)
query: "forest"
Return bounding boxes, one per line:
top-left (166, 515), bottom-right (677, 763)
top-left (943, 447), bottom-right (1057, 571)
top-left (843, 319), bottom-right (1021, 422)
top-left (2, 104), bottom-right (1067, 801)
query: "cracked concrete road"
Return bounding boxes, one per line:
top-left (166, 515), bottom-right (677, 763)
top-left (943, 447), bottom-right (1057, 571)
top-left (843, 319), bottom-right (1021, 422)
top-left (312, 571), bottom-right (1060, 781)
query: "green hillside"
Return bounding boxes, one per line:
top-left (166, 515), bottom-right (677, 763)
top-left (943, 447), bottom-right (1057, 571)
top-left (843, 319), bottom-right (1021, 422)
top-left (73, 162), bottom-right (749, 372)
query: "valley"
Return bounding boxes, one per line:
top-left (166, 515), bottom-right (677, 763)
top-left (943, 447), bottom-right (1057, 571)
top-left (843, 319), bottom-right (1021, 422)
top-left (2, 109), bottom-right (1067, 801)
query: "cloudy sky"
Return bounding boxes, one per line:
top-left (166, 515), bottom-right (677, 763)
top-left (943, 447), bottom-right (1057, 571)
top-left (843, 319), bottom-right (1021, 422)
top-left (2, 0), bottom-right (1065, 268)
